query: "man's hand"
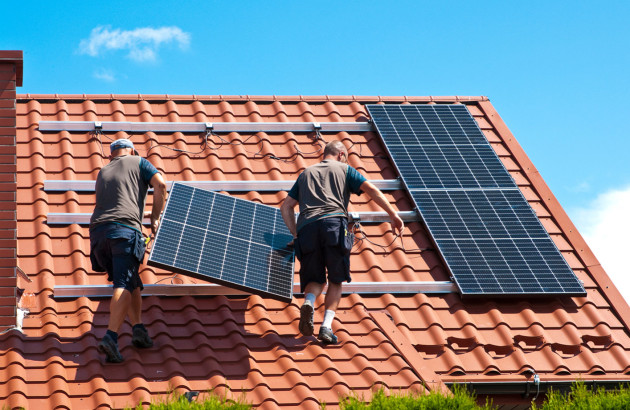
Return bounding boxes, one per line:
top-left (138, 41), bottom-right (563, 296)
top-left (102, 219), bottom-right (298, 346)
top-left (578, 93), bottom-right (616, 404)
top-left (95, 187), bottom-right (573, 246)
top-left (391, 214), bottom-right (404, 237)
top-left (360, 180), bottom-right (404, 237)
top-left (149, 172), bottom-right (167, 235)
top-left (281, 195), bottom-right (299, 239)
top-left (151, 217), bottom-right (160, 234)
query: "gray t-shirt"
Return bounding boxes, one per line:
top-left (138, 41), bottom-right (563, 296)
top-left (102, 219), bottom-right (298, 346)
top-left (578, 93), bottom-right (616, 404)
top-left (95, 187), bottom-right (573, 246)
top-left (288, 160), bottom-right (366, 232)
top-left (90, 155), bottom-right (158, 232)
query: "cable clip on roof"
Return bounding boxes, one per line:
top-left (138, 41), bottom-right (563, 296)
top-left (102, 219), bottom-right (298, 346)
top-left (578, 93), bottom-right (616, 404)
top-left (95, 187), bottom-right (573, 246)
top-left (313, 122), bottom-right (323, 141)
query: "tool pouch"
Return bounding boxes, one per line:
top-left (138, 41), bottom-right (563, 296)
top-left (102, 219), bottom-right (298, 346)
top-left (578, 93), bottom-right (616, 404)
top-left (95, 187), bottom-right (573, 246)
top-left (340, 219), bottom-right (354, 256)
top-left (133, 232), bottom-right (147, 263)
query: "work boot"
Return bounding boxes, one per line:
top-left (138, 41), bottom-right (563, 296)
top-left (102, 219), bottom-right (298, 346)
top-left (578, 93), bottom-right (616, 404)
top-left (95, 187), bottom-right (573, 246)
top-left (132, 326), bottom-right (154, 348)
top-left (98, 333), bottom-right (124, 363)
top-left (318, 327), bottom-right (338, 345)
top-left (299, 303), bottom-right (314, 336)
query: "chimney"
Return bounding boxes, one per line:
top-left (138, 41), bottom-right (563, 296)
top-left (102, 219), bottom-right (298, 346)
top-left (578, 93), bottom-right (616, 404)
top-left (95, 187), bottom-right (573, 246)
top-left (0, 51), bottom-right (22, 331)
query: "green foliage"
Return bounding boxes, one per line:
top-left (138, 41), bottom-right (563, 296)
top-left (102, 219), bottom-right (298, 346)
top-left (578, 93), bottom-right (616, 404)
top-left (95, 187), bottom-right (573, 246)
top-left (338, 384), bottom-right (494, 410)
top-left (128, 390), bottom-right (252, 410)
top-left (531, 381), bottom-right (630, 410)
top-left (124, 381), bottom-right (630, 410)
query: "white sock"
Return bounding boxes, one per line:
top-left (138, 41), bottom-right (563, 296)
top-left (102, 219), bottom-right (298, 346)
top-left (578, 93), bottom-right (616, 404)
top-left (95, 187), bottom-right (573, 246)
top-left (322, 309), bottom-right (335, 329)
top-left (304, 293), bottom-right (316, 306)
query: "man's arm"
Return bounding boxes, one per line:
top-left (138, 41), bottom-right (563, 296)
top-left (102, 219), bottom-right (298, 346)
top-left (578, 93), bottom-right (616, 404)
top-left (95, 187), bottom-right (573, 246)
top-left (359, 180), bottom-right (404, 236)
top-left (280, 195), bottom-right (299, 239)
top-left (149, 173), bottom-right (167, 234)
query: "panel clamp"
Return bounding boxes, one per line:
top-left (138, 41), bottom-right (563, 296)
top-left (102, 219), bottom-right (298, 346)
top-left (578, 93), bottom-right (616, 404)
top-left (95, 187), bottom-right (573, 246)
top-left (94, 121), bottom-right (102, 131)
top-left (205, 122), bottom-right (213, 132)
top-left (350, 212), bottom-right (360, 222)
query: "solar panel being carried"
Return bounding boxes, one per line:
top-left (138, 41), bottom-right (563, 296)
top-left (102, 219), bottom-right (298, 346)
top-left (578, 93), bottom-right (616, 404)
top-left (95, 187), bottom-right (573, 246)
top-left (148, 183), bottom-right (295, 302)
top-left (367, 104), bottom-right (585, 297)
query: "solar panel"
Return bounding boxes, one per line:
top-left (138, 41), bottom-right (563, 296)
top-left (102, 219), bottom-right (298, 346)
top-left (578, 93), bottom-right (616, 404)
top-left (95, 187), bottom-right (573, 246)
top-left (367, 104), bottom-right (585, 297)
top-left (148, 183), bottom-right (295, 302)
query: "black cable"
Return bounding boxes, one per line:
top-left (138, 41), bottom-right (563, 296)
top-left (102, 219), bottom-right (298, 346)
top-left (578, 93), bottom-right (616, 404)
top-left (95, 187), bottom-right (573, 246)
top-left (351, 221), bottom-right (432, 255)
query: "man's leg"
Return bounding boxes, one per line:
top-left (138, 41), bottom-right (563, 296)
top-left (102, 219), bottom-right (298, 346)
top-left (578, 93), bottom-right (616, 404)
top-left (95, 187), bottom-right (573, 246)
top-left (128, 288), bottom-right (142, 326)
top-left (318, 218), bottom-right (349, 345)
top-left (98, 287), bottom-right (130, 363)
top-left (323, 281), bottom-right (342, 312)
top-left (297, 222), bottom-right (325, 337)
top-left (108, 287), bottom-right (132, 333)
top-left (128, 288), bottom-right (153, 348)
top-left (299, 282), bottom-right (323, 337)
top-left (317, 282), bottom-right (342, 344)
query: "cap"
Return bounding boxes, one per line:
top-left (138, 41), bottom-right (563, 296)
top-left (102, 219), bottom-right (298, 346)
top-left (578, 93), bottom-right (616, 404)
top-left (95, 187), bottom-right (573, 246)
top-left (110, 138), bottom-right (135, 152)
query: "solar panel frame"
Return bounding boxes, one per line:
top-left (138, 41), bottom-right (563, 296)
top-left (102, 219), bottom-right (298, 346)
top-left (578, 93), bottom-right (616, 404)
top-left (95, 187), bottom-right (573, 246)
top-left (367, 104), bottom-right (586, 297)
top-left (148, 183), bottom-right (295, 302)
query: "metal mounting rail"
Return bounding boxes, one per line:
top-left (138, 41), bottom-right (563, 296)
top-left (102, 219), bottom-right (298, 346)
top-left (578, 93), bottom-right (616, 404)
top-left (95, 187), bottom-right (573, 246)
top-left (38, 121), bottom-right (374, 133)
top-left (46, 211), bottom-right (420, 225)
top-left (44, 179), bottom-right (403, 192)
top-left (53, 281), bottom-right (456, 298)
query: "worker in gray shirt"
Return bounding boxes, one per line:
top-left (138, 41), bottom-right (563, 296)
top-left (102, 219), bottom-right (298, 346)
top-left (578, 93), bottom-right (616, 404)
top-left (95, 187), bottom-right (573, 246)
top-left (281, 141), bottom-right (404, 344)
top-left (90, 138), bottom-right (167, 363)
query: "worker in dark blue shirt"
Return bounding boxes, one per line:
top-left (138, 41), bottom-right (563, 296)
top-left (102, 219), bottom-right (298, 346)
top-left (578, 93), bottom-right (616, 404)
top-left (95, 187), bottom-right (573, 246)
top-left (90, 138), bottom-right (167, 362)
top-left (281, 141), bottom-right (403, 344)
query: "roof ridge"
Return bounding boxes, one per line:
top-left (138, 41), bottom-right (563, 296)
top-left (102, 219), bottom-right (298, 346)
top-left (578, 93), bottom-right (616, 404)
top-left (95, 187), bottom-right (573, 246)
top-left (17, 94), bottom-right (489, 103)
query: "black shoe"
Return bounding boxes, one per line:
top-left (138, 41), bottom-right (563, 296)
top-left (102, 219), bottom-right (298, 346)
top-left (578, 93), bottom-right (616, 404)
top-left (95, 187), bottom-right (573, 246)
top-left (318, 327), bottom-right (338, 345)
top-left (98, 333), bottom-right (124, 363)
top-left (132, 326), bottom-right (154, 348)
top-left (299, 303), bottom-right (314, 336)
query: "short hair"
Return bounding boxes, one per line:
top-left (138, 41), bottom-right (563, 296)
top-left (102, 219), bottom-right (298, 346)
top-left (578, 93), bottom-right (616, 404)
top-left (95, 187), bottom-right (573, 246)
top-left (323, 141), bottom-right (347, 158)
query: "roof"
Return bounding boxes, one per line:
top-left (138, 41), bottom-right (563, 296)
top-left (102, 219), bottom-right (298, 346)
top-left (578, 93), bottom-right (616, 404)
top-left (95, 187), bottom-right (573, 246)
top-left (2, 94), bottom-right (630, 409)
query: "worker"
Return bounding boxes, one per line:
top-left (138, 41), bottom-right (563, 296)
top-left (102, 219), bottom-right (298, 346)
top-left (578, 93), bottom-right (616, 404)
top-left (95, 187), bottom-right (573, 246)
top-left (281, 140), bottom-right (404, 344)
top-left (90, 138), bottom-right (167, 363)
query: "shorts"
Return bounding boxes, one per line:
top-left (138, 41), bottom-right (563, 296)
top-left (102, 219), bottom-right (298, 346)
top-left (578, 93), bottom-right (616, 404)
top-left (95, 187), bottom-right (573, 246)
top-left (89, 223), bottom-right (146, 292)
top-left (294, 217), bottom-right (354, 293)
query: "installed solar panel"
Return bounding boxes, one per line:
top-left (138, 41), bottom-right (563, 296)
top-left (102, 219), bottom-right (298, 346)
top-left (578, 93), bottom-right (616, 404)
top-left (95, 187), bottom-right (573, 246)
top-left (148, 183), bottom-right (295, 302)
top-left (367, 104), bottom-right (585, 297)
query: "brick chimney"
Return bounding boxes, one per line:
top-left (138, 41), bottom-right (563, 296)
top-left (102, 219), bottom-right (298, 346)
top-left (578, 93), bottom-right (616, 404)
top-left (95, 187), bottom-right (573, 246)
top-left (0, 51), bottom-right (22, 331)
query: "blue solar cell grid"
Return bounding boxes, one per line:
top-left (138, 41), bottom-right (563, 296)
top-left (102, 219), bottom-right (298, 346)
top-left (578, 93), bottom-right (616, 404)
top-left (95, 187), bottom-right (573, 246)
top-left (148, 183), bottom-right (295, 302)
top-left (410, 190), bottom-right (549, 241)
top-left (368, 104), bottom-right (514, 190)
top-left (367, 104), bottom-right (586, 297)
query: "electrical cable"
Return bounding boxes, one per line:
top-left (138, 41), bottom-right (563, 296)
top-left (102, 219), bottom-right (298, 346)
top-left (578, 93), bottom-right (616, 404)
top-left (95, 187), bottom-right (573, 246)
top-left (351, 221), bottom-right (432, 255)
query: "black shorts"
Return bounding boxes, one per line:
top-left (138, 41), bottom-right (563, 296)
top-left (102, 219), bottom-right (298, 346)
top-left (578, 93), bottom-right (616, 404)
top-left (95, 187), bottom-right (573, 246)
top-left (89, 223), bottom-right (146, 292)
top-left (294, 217), bottom-right (354, 293)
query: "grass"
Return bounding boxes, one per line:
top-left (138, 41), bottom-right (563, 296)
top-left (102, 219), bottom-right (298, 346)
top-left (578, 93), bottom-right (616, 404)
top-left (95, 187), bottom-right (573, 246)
top-left (531, 381), bottom-right (630, 410)
top-left (127, 382), bottom-right (630, 409)
top-left (127, 390), bottom-right (251, 410)
top-left (338, 384), bottom-right (494, 410)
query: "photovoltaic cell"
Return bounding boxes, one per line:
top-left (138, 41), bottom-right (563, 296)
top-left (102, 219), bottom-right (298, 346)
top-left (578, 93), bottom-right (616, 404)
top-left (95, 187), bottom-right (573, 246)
top-left (148, 183), bottom-right (295, 302)
top-left (367, 104), bottom-right (585, 297)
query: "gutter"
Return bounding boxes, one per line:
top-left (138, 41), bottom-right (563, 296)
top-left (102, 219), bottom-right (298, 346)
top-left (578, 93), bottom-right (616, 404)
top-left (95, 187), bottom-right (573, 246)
top-left (450, 379), bottom-right (630, 399)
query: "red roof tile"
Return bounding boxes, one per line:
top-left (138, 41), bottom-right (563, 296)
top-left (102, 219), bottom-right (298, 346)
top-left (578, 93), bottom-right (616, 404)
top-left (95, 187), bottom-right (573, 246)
top-left (1, 95), bottom-right (628, 408)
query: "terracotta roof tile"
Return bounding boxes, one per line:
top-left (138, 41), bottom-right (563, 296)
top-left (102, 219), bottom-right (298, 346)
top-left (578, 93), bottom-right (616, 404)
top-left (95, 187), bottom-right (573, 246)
top-left (4, 95), bottom-right (629, 408)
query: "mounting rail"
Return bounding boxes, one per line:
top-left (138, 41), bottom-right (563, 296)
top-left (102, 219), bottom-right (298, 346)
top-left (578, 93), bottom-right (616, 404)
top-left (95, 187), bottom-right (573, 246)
top-left (53, 281), bottom-right (456, 298)
top-left (44, 179), bottom-right (403, 192)
top-left (38, 121), bottom-right (374, 133)
top-left (46, 211), bottom-right (420, 225)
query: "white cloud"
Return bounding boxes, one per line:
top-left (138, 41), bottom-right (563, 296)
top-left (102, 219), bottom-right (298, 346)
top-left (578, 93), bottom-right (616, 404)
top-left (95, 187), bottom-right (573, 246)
top-left (79, 25), bottom-right (190, 62)
top-left (94, 68), bottom-right (115, 82)
top-left (571, 185), bottom-right (630, 304)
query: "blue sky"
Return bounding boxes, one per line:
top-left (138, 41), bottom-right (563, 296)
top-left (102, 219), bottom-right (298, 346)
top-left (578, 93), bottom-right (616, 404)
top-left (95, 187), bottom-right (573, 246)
top-left (3, 1), bottom-right (630, 299)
